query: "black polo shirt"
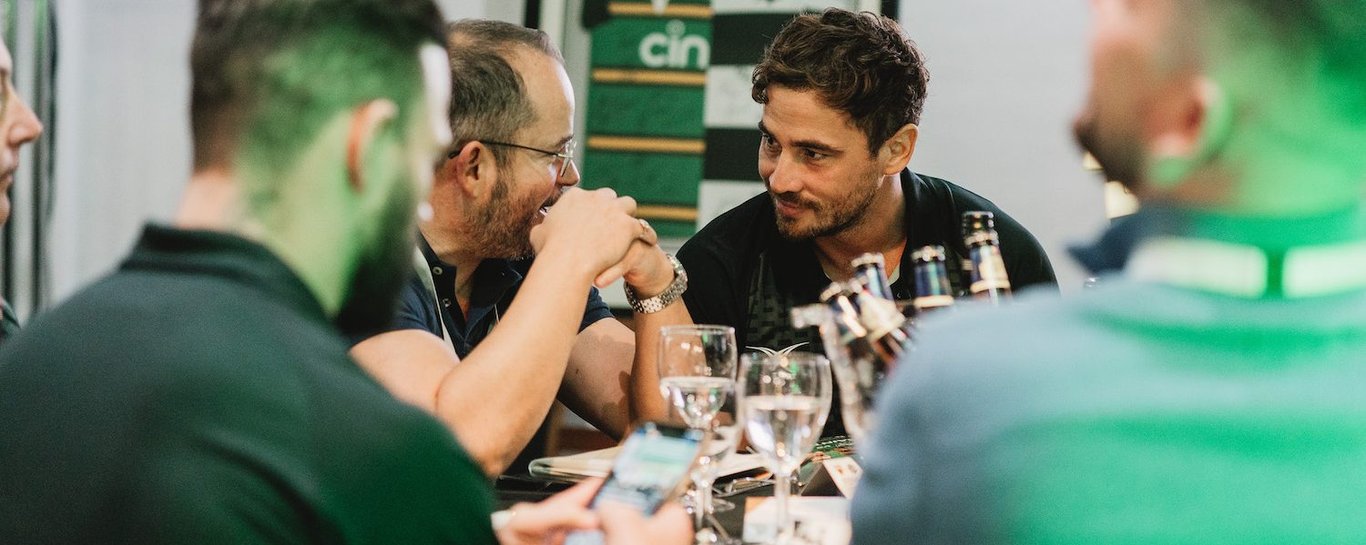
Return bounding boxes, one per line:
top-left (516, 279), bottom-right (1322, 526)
top-left (0, 225), bottom-right (494, 544)
top-left (678, 170), bottom-right (1058, 435)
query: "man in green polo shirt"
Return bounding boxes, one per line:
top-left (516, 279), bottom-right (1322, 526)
top-left (854, 1), bottom-right (1366, 543)
top-left (0, 1), bottom-right (687, 544)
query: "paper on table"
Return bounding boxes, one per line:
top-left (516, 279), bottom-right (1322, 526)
top-left (529, 446), bottom-right (765, 481)
top-left (743, 497), bottom-right (851, 545)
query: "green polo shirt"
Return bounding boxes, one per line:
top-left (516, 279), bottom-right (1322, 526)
top-left (0, 225), bottom-right (495, 544)
top-left (854, 206), bottom-right (1366, 544)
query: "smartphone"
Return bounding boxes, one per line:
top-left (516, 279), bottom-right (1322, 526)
top-left (565, 422), bottom-right (705, 545)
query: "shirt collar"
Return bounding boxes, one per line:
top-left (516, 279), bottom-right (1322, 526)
top-left (121, 223), bottom-right (328, 323)
top-left (416, 233), bottom-right (523, 325)
top-left (1073, 205), bottom-right (1366, 298)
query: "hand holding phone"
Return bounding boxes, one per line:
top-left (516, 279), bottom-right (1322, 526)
top-left (564, 422), bottom-right (705, 545)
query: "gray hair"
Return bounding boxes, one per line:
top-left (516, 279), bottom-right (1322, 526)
top-left (445, 19), bottom-right (563, 168)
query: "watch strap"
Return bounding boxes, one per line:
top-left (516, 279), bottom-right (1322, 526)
top-left (625, 253), bottom-right (687, 313)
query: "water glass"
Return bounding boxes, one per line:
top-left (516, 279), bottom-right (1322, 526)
top-left (658, 325), bottom-right (737, 538)
top-left (738, 351), bottom-right (832, 544)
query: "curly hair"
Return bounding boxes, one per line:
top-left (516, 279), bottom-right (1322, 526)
top-left (752, 8), bottom-right (929, 154)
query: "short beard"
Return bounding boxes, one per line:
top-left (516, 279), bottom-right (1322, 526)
top-left (334, 179), bottom-right (417, 337)
top-left (466, 171), bottom-right (539, 261)
top-left (772, 182), bottom-right (880, 241)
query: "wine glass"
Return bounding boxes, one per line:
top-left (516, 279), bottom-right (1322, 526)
top-left (657, 325), bottom-right (738, 536)
top-left (738, 351), bottom-right (832, 544)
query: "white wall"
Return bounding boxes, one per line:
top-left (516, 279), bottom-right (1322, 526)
top-left (50, 0), bottom-right (196, 301)
top-left (46, 0), bottom-right (518, 304)
top-left (901, 1), bottom-right (1106, 291)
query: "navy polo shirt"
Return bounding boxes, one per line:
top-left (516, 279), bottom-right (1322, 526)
top-left (396, 235), bottom-right (614, 358)
top-left (350, 234), bottom-right (615, 474)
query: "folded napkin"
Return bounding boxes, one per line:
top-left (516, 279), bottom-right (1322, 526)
top-left (530, 446), bottom-right (765, 481)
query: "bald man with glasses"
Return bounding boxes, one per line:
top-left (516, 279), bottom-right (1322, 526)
top-left (347, 20), bottom-right (679, 478)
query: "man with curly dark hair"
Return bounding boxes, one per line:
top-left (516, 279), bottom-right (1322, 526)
top-left (628, 8), bottom-right (1057, 436)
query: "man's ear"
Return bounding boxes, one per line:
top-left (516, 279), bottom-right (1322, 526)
top-left (444, 140), bottom-right (497, 198)
top-left (345, 99), bottom-right (399, 192)
top-left (879, 123), bottom-right (919, 176)
top-left (1147, 77), bottom-right (1232, 189)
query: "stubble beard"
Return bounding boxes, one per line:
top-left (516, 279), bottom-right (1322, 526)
top-left (1073, 102), bottom-right (1146, 192)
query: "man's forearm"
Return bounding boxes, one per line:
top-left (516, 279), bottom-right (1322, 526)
top-left (434, 246), bottom-right (597, 476)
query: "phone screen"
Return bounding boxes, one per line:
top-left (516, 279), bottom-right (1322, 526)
top-left (590, 421), bottom-right (705, 514)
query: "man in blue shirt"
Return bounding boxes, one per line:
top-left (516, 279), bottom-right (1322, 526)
top-left (348, 20), bottom-right (680, 476)
top-left (853, 1), bottom-right (1366, 543)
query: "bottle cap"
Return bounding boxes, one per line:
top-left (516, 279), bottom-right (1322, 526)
top-left (819, 282), bottom-right (852, 302)
top-left (851, 253), bottom-right (885, 269)
top-left (962, 211), bottom-right (996, 233)
top-left (911, 245), bottom-right (947, 262)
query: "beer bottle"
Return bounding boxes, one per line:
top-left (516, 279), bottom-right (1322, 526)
top-left (962, 211), bottom-right (1013, 304)
top-left (851, 253), bottom-right (895, 301)
top-left (817, 281), bottom-right (909, 364)
top-left (911, 245), bottom-right (956, 314)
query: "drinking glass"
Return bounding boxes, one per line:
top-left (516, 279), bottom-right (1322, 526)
top-left (657, 325), bottom-right (738, 536)
top-left (738, 352), bottom-right (832, 544)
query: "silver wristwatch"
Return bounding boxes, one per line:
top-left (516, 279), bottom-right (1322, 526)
top-left (624, 253), bottom-right (687, 314)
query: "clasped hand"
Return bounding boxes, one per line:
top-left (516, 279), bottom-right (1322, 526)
top-left (528, 188), bottom-right (676, 294)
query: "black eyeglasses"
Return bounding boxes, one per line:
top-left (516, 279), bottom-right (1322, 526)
top-left (451, 139), bottom-right (576, 178)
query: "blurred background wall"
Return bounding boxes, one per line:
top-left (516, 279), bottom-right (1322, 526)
top-left (900, 0), bottom-right (1104, 292)
top-left (26, 0), bottom-right (1104, 318)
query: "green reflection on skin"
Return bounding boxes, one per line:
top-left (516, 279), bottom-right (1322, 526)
top-left (1152, 0), bottom-right (1366, 217)
top-left (196, 8), bottom-right (439, 317)
top-left (237, 27), bottom-right (426, 212)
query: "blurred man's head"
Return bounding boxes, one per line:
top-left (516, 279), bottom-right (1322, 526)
top-left (0, 39), bottom-right (45, 225)
top-left (435, 20), bottom-right (579, 260)
top-left (1075, 0), bottom-right (1366, 215)
top-left (751, 9), bottom-right (928, 240)
top-left (189, 0), bottom-right (450, 330)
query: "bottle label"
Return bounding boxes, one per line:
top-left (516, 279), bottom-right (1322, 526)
top-left (913, 294), bottom-right (954, 310)
top-left (969, 250), bottom-right (1012, 294)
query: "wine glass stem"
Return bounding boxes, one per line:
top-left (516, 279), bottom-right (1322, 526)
top-left (693, 473), bottom-right (709, 529)
top-left (775, 468), bottom-right (792, 540)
